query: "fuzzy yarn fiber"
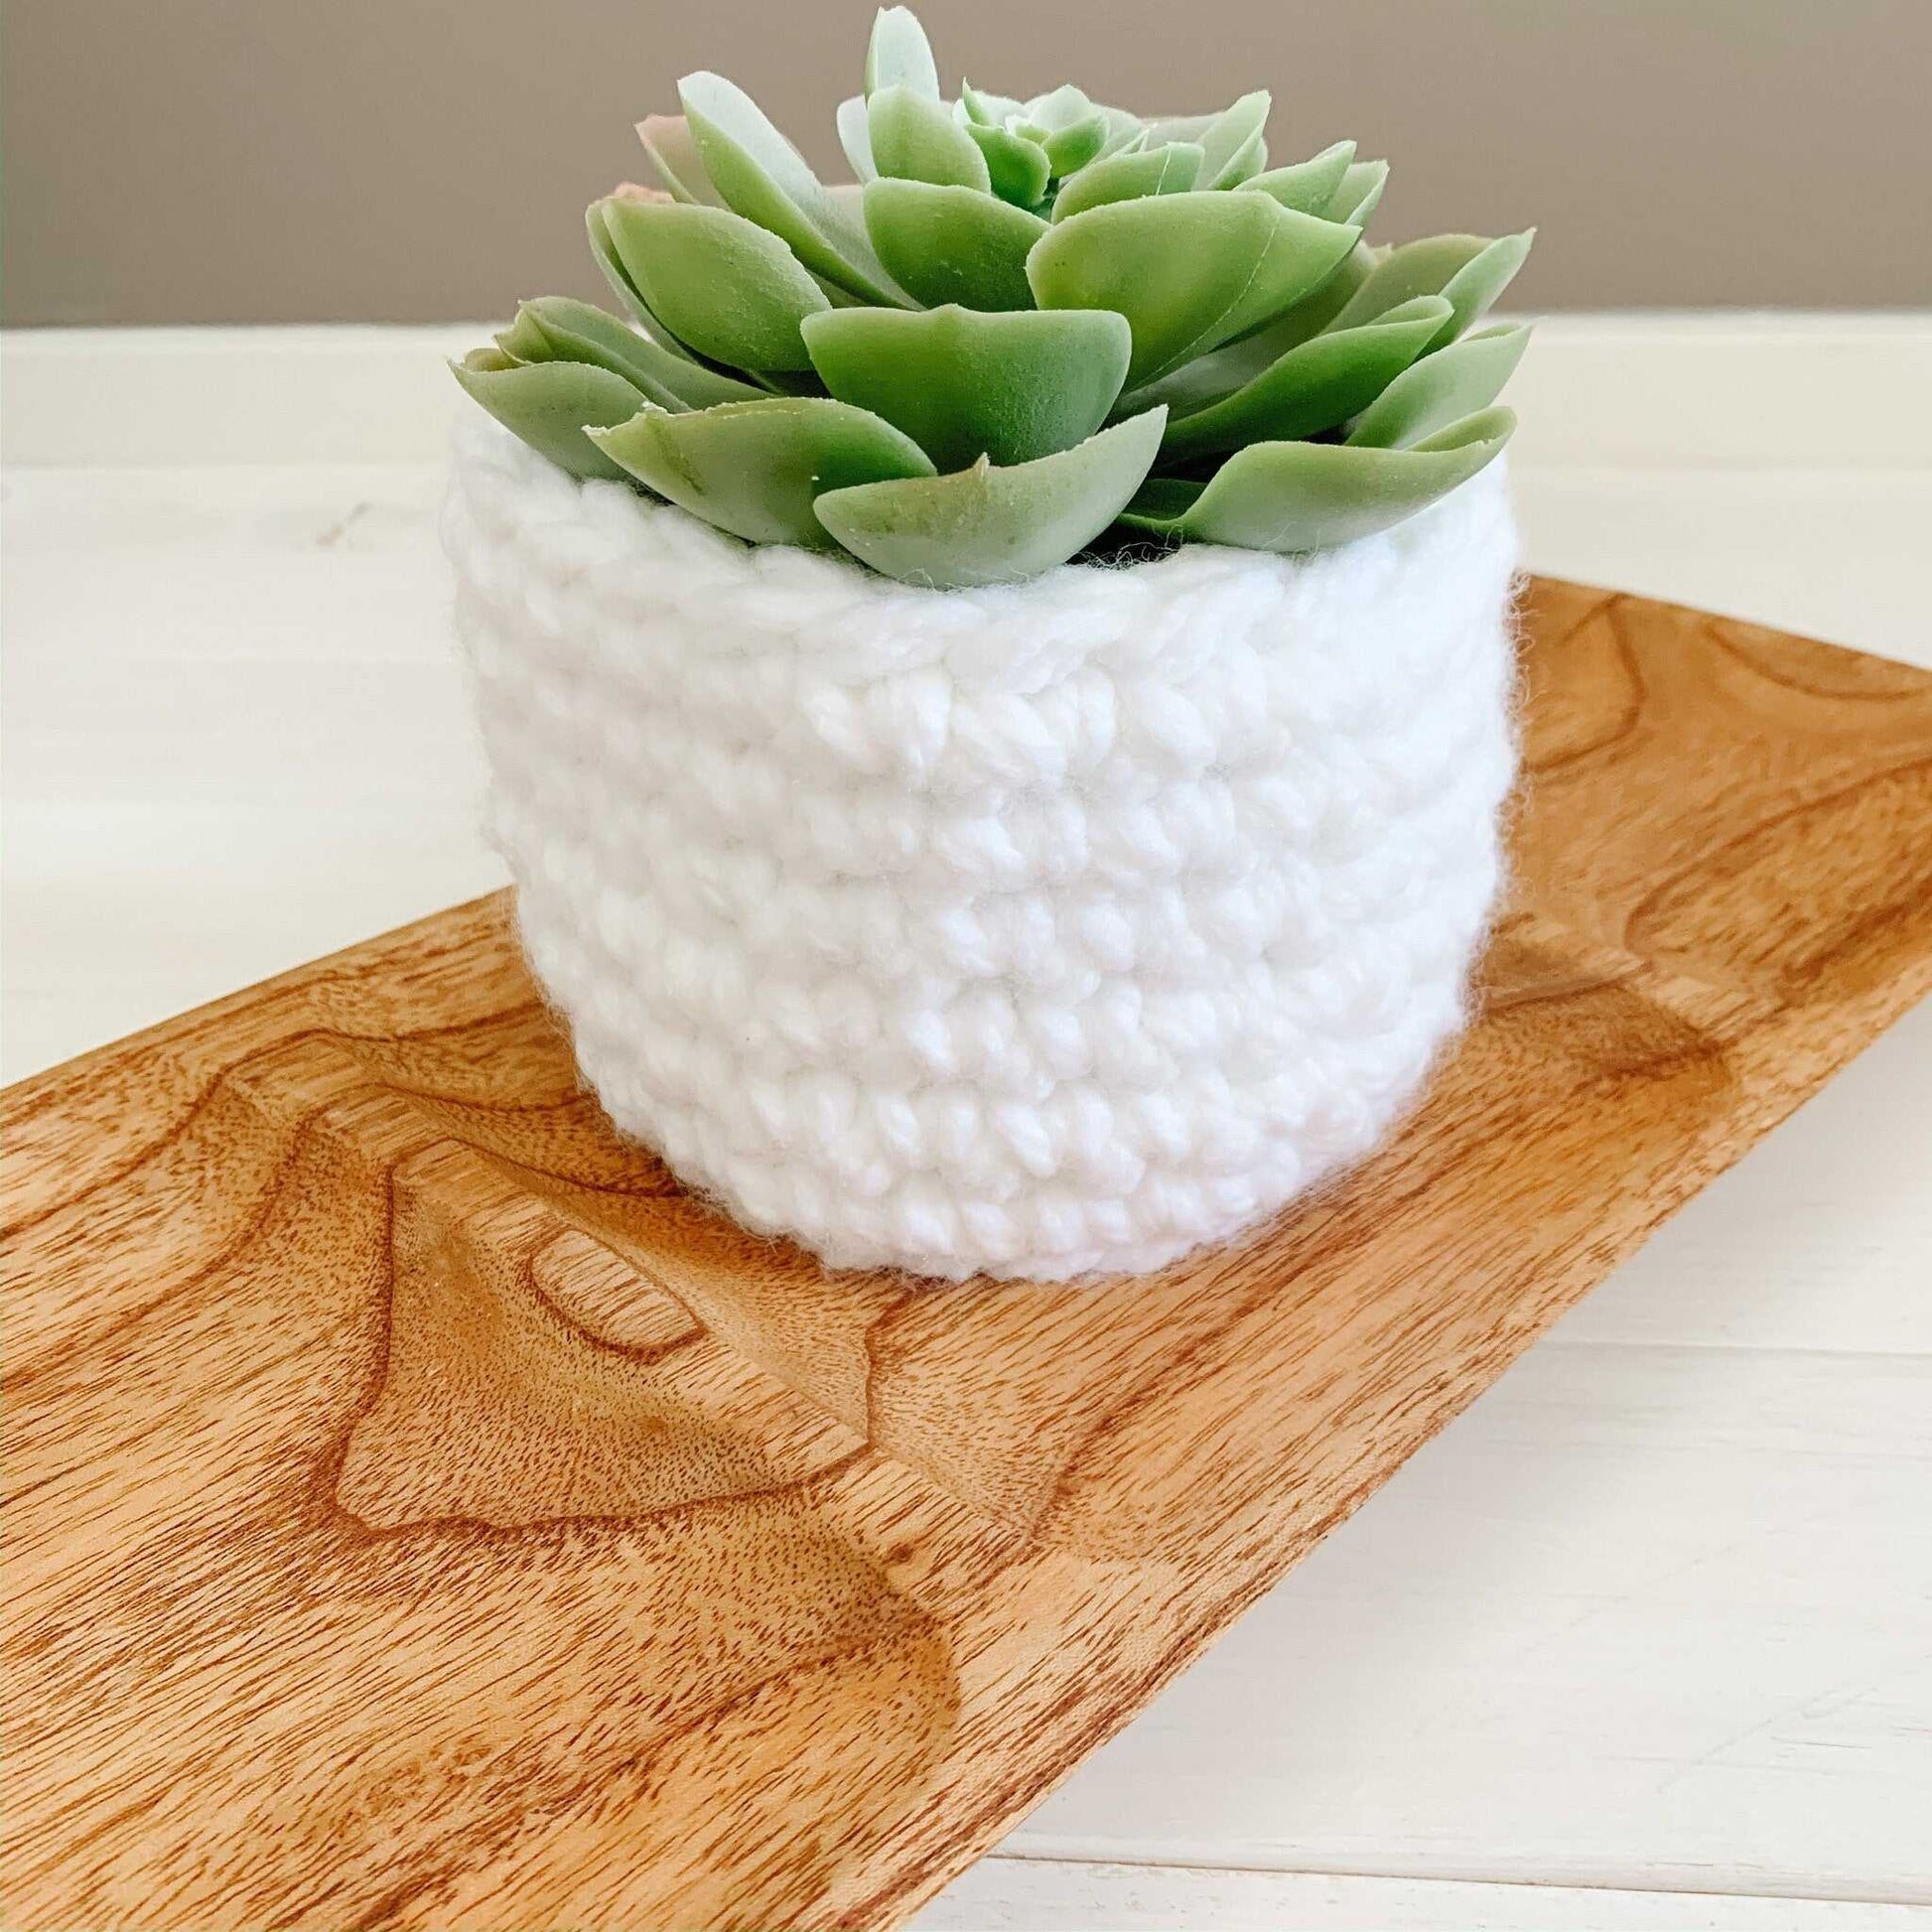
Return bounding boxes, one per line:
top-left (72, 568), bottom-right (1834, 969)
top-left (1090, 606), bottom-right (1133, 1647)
top-left (444, 418), bottom-right (1520, 1280)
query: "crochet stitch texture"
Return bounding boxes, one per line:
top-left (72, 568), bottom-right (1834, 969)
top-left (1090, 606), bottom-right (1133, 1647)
top-left (445, 417), bottom-right (1520, 1279)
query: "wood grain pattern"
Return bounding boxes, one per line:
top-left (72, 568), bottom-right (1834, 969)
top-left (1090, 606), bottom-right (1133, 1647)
top-left (5, 579), bottom-right (1930, 1932)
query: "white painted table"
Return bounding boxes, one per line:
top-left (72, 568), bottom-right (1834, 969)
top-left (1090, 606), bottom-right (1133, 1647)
top-left (5, 320), bottom-right (1929, 1930)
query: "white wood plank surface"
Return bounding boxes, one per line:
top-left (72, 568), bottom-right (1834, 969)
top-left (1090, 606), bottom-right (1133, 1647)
top-left (920, 1861), bottom-right (1932, 1929)
top-left (996, 1335), bottom-right (1932, 1900)
top-left (4, 321), bottom-right (1928, 1927)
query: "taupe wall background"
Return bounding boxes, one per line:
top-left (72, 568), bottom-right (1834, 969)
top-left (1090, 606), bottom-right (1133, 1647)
top-left (5, 0), bottom-right (1927, 326)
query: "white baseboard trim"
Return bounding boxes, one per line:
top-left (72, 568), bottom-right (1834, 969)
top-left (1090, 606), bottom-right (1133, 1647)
top-left (4, 313), bottom-right (1928, 471)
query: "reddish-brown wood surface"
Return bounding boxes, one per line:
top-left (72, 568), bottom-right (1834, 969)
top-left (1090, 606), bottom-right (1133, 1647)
top-left (5, 580), bottom-right (1931, 1930)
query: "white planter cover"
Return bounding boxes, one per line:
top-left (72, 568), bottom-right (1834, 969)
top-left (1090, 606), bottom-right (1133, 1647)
top-left (444, 418), bottom-right (1520, 1280)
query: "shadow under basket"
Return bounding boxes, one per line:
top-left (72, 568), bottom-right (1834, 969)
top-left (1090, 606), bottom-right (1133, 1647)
top-left (443, 418), bottom-right (1521, 1279)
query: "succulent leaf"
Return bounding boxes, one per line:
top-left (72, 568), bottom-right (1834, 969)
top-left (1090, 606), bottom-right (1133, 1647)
top-left (836, 95), bottom-right (877, 181)
top-left (1156, 296), bottom-right (1453, 460)
top-left (1129, 294), bottom-right (1429, 430)
top-left (1021, 84), bottom-right (1110, 176)
top-left (590, 397), bottom-right (935, 546)
top-left (1196, 90), bottom-right (1271, 189)
top-left (802, 304), bottom-right (1132, 470)
top-left (1024, 83), bottom-right (1095, 131)
top-left (679, 70), bottom-right (905, 305)
top-left (865, 6), bottom-right (941, 100)
top-left (1322, 160), bottom-right (1388, 228)
top-left (1121, 406), bottom-right (1516, 551)
top-left (1051, 142), bottom-right (1203, 221)
top-left (814, 406), bottom-right (1169, 588)
top-left (1330, 230), bottom-right (1535, 346)
top-left (636, 115), bottom-right (727, 207)
top-left (587, 199), bottom-right (716, 365)
top-left (1031, 193), bottom-right (1359, 387)
top-left (1432, 230), bottom-right (1535, 344)
top-left (865, 178), bottom-right (1045, 310)
top-left (1211, 206), bottom-right (1365, 345)
top-left (602, 199), bottom-right (829, 371)
top-left (1093, 106), bottom-right (1148, 160)
top-left (1347, 321), bottom-right (1531, 449)
top-left (868, 85), bottom-right (992, 191)
top-left (496, 296), bottom-right (763, 410)
top-left (959, 80), bottom-right (1022, 127)
top-left (451, 350), bottom-right (643, 482)
top-left (964, 119), bottom-right (1053, 207)
top-left (1216, 239), bottom-right (1377, 360)
top-left (1241, 142), bottom-right (1355, 214)
top-left (1041, 113), bottom-right (1109, 178)
top-left (1140, 111), bottom-right (1216, 147)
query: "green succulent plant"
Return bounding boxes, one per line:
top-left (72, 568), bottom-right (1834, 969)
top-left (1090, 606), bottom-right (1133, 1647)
top-left (455, 7), bottom-right (1533, 589)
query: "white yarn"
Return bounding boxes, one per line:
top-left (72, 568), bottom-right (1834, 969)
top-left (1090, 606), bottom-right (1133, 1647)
top-left (443, 417), bottom-right (1520, 1280)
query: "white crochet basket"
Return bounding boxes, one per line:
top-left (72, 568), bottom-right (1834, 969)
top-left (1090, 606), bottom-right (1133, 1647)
top-left (445, 418), bottom-right (1520, 1281)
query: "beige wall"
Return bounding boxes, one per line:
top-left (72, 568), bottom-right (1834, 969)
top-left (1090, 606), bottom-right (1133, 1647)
top-left (5, 0), bottom-right (1927, 326)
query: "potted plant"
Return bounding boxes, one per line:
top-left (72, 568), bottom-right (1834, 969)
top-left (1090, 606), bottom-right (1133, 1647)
top-left (443, 7), bottom-right (1532, 1281)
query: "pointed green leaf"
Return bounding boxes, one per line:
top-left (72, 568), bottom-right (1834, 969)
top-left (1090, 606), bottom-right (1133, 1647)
top-left (635, 115), bottom-right (726, 206)
top-left (1024, 82), bottom-right (1094, 131)
top-left (1051, 141), bottom-right (1202, 220)
top-left (1120, 406), bottom-right (1515, 552)
top-left (1205, 238), bottom-right (1376, 364)
top-left (495, 296), bottom-right (763, 411)
top-left (1329, 230), bottom-right (1534, 347)
top-left (1347, 321), bottom-right (1531, 448)
top-left (1157, 296), bottom-right (1452, 461)
top-left (1118, 248), bottom-right (1389, 418)
top-left (587, 199), bottom-right (712, 367)
top-left (1241, 141), bottom-right (1354, 213)
top-left (865, 178), bottom-right (1045, 310)
top-left (1140, 111), bottom-right (1215, 147)
top-left (1218, 131), bottom-right (1268, 190)
top-left (1120, 239), bottom-right (1391, 421)
top-left (866, 6), bottom-right (940, 99)
top-left (960, 80), bottom-right (1022, 127)
top-left (1329, 235), bottom-right (1488, 326)
top-left (1210, 202), bottom-right (1361, 345)
top-left (836, 95), bottom-right (876, 181)
top-left (867, 84), bottom-right (991, 190)
top-left (1431, 230), bottom-right (1534, 344)
top-left (1128, 293), bottom-right (1446, 429)
top-left (1322, 159), bottom-right (1387, 228)
top-left (451, 349), bottom-right (643, 482)
top-left (965, 119), bottom-right (1052, 207)
top-left (1042, 113), bottom-right (1108, 178)
top-left (602, 199), bottom-right (828, 371)
top-left (814, 407), bottom-right (1168, 588)
top-left (1093, 105), bottom-right (1147, 160)
top-left (589, 397), bottom-right (935, 547)
top-left (679, 70), bottom-right (906, 305)
top-left (492, 306), bottom-right (561, 362)
top-left (802, 304), bottom-right (1131, 469)
top-left (1022, 84), bottom-right (1108, 177)
top-left (1029, 192), bottom-right (1359, 386)
top-left (1197, 91), bottom-right (1271, 189)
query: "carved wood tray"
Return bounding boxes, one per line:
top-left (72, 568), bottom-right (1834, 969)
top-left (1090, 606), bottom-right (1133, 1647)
top-left (6, 580), bottom-right (1931, 1931)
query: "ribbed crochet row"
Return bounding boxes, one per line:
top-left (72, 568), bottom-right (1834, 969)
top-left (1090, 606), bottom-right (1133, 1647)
top-left (445, 418), bottom-right (1519, 1279)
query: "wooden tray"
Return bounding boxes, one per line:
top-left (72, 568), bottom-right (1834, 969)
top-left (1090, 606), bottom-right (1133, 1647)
top-left (7, 580), bottom-right (1931, 1932)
